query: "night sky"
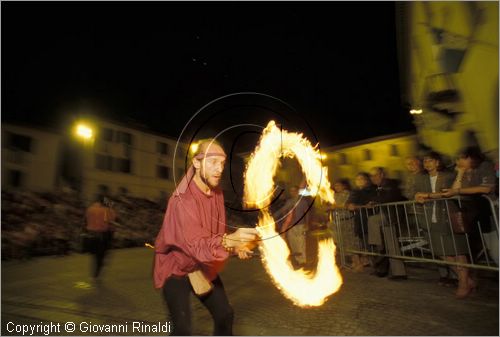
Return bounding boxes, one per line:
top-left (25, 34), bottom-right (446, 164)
top-left (2, 2), bottom-right (414, 146)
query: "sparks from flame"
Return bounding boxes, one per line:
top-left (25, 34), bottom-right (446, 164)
top-left (243, 120), bottom-right (343, 307)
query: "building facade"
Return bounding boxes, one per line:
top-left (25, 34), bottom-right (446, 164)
top-left (323, 132), bottom-right (418, 184)
top-left (259, 132), bottom-right (418, 191)
top-left (70, 118), bottom-right (190, 203)
top-left (2, 120), bottom-right (190, 204)
top-left (2, 124), bottom-right (63, 192)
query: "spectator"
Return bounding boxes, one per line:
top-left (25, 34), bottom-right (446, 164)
top-left (346, 172), bottom-right (376, 272)
top-left (415, 151), bottom-right (474, 299)
top-left (274, 186), bottom-right (300, 233)
top-left (404, 156), bottom-right (454, 285)
top-left (276, 185), bottom-right (310, 268)
top-left (333, 179), bottom-right (352, 208)
top-left (402, 156), bottom-right (424, 200)
top-left (367, 167), bottom-right (407, 280)
top-left (442, 146), bottom-right (498, 267)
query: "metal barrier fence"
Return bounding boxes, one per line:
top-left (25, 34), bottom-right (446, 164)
top-left (328, 195), bottom-right (499, 272)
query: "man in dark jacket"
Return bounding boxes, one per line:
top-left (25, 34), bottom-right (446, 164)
top-left (367, 167), bottom-right (407, 280)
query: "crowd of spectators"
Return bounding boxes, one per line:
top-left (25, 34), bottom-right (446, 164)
top-left (1, 189), bottom-right (166, 260)
top-left (329, 146), bottom-right (499, 299)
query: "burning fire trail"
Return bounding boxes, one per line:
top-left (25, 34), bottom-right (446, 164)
top-left (244, 121), bottom-right (343, 307)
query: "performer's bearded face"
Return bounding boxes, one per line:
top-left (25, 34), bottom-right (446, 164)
top-left (194, 143), bottom-right (226, 189)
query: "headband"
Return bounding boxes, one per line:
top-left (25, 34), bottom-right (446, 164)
top-left (194, 152), bottom-right (227, 159)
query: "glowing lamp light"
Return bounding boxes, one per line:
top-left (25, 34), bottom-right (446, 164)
top-left (75, 124), bottom-right (93, 140)
top-left (321, 153), bottom-right (327, 160)
top-left (410, 109), bottom-right (423, 115)
top-left (190, 142), bottom-right (199, 154)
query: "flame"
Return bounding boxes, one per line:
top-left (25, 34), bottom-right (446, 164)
top-left (244, 121), bottom-right (343, 307)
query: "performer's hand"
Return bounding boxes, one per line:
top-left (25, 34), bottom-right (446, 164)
top-left (226, 228), bottom-right (259, 249)
top-left (235, 245), bottom-right (253, 260)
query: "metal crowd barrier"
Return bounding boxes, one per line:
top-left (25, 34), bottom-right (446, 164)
top-left (328, 195), bottom-right (499, 272)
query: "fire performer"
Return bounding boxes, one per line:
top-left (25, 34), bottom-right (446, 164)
top-left (153, 139), bottom-right (258, 336)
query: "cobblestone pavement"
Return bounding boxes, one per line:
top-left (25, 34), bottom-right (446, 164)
top-left (2, 248), bottom-right (498, 336)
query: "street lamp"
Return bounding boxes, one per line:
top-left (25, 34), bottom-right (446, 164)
top-left (74, 123), bottom-right (94, 141)
top-left (70, 122), bottom-right (95, 199)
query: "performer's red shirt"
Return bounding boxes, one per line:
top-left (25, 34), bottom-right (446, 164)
top-left (153, 180), bottom-right (229, 289)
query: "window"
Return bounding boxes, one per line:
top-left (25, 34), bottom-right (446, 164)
top-left (95, 154), bottom-right (113, 171)
top-left (8, 170), bottom-right (23, 188)
top-left (339, 153), bottom-right (348, 165)
top-left (115, 158), bottom-right (131, 173)
top-left (363, 149), bottom-right (372, 161)
top-left (157, 166), bottom-right (171, 180)
top-left (157, 141), bottom-right (169, 155)
top-left (116, 131), bottom-right (132, 145)
top-left (390, 144), bottom-right (399, 157)
top-left (8, 133), bottom-right (32, 152)
top-left (101, 128), bottom-right (114, 142)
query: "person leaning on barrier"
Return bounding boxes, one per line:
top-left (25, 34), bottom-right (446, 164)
top-left (346, 172), bottom-right (376, 272)
top-left (367, 167), bottom-right (407, 280)
top-left (402, 156), bottom-right (424, 201)
top-left (414, 151), bottom-right (476, 299)
top-left (333, 179), bottom-right (352, 208)
top-left (441, 146), bottom-right (498, 267)
top-left (405, 155), bottom-right (455, 286)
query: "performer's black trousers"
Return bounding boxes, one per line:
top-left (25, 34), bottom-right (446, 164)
top-left (162, 275), bottom-right (234, 336)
